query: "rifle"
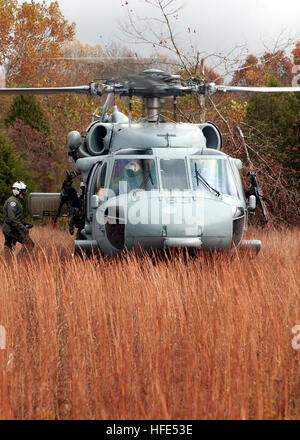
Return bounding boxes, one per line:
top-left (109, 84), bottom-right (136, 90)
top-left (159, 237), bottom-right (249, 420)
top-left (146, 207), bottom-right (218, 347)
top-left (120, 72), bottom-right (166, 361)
top-left (52, 171), bottom-right (80, 228)
top-left (246, 171), bottom-right (270, 228)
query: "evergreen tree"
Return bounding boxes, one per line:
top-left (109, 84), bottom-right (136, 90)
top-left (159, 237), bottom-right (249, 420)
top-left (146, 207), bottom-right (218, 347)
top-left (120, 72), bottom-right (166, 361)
top-left (0, 131), bottom-right (36, 222)
top-left (244, 78), bottom-right (300, 182)
top-left (4, 94), bottom-right (57, 191)
top-left (5, 94), bottom-right (50, 135)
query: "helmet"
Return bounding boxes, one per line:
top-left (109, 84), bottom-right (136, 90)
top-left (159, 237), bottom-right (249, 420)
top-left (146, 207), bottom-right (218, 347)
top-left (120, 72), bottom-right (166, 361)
top-left (125, 160), bottom-right (141, 177)
top-left (12, 181), bottom-right (27, 196)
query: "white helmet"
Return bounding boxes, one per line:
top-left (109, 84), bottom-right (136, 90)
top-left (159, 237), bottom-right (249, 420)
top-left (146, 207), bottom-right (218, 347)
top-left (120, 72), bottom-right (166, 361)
top-left (12, 181), bottom-right (27, 196)
top-left (125, 161), bottom-right (141, 177)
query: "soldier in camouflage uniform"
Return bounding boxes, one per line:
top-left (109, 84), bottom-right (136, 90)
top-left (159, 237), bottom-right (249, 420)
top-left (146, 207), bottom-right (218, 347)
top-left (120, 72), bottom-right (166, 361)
top-left (2, 181), bottom-right (34, 256)
top-left (68, 182), bottom-right (85, 240)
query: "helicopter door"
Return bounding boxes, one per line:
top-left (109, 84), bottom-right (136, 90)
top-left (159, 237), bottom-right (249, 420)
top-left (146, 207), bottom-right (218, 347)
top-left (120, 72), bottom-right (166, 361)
top-left (86, 162), bottom-right (101, 221)
top-left (90, 161), bottom-right (109, 219)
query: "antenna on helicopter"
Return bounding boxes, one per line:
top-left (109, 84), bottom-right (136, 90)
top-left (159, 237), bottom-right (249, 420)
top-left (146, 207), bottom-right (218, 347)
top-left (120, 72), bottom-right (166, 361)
top-left (173, 96), bottom-right (177, 122)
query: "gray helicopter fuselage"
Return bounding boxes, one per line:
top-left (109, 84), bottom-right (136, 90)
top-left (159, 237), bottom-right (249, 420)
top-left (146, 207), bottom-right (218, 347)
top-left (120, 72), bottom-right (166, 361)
top-left (74, 120), bottom-right (249, 255)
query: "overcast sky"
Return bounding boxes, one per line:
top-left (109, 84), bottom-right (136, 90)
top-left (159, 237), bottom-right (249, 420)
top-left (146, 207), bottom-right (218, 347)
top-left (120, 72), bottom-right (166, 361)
top-left (39, 0), bottom-right (300, 60)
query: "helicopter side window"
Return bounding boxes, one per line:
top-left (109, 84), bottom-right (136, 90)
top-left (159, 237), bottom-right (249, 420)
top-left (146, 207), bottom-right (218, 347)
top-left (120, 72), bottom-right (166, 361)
top-left (229, 160), bottom-right (245, 200)
top-left (190, 158), bottom-right (238, 197)
top-left (95, 162), bottom-right (107, 199)
top-left (160, 159), bottom-right (189, 191)
top-left (109, 158), bottom-right (158, 197)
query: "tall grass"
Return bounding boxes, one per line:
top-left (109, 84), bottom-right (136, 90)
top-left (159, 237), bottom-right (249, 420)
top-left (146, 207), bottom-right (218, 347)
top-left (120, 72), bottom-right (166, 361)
top-left (0, 226), bottom-right (299, 419)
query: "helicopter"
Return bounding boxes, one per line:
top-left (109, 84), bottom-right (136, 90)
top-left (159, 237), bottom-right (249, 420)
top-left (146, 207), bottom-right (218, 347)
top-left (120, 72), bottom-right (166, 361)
top-left (1, 69), bottom-right (300, 256)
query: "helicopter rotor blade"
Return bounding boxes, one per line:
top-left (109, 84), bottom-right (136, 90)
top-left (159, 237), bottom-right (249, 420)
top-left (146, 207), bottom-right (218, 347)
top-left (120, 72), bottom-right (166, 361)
top-left (214, 85), bottom-right (300, 95)
top-left (49, 57), bottom-right (162, 62)
top-left (1, 70), bottom-right (300, 99)
top-left (0, 82), bottom-right (116, 96)
top-left (49, 57), bottom-right (141, 62)
top-left (47, 57), bottom-right (178, 66)
top-left (0, 85), bottom-right (91, 96)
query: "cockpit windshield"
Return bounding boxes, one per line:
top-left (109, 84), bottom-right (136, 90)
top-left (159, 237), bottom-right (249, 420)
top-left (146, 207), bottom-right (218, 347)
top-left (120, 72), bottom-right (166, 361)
top-left (109, 158), bottom-right (158, 196)
top-left (190, 158), bottom-right (238, 197)
top-left (160, 159), bottom-right (189, 190)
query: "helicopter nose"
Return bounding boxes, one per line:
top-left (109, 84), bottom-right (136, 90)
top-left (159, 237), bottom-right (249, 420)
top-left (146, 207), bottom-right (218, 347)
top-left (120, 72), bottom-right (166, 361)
top-left (125, 192), bottom-right (233, 250)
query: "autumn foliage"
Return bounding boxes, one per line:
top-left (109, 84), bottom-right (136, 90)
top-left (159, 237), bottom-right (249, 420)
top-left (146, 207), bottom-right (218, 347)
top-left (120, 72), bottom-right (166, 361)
top-left (0, 0), bottom-right (75, 86)
top-left (232, 51), bottom-right (294, 87)
top-left (292, 42), bottom-right (300, 66)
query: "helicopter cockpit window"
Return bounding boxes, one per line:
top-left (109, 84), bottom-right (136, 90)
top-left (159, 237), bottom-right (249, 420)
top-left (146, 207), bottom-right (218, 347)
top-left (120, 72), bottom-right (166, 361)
top-left (160, 159), bottom-right (189, 191)
top-left (115, 148), bottom-right (153, 155)
top-left (190, 158), bottom-right (238, 197)
top-left (109, 159), bottom-right (158, 196)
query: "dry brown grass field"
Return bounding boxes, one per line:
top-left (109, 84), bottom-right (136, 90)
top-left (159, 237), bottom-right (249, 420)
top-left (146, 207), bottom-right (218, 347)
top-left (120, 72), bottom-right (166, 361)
top-left (0, 225), bottom-right (299, 420)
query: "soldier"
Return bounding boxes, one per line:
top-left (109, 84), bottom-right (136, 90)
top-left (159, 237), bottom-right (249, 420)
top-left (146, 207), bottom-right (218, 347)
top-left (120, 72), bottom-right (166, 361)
top-left (124, 160), bottom-right (144, 191)
top-left (69, 181), bottom-right (85, 240)
top-left (2, 181), bottom-right (34, 257)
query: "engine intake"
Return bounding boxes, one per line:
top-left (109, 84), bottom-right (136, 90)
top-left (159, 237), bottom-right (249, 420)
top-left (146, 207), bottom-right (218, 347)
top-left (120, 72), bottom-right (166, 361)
top-left (85, 123), bottom-right (111, 155)
top-left (200, 122), bottom-right (222, 150)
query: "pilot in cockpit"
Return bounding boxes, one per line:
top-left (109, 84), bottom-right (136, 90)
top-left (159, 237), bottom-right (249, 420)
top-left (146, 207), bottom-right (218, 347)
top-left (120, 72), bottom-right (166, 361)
top-left (110, 159), bottom-right (156, 196)
top-left (124, 160), bottom-right (144, 190)
top-left (109, 159), bottom-right (142, 195)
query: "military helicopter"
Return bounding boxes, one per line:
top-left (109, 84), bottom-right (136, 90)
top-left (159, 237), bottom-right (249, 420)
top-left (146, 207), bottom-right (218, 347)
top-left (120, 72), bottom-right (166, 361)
top-left (1, 69), bottom-right (300, 256)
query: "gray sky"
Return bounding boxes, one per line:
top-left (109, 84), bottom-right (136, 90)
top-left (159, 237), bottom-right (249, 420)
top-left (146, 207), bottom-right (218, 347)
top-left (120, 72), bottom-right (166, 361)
top-left (39, 0), bottom-right (300, 60)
